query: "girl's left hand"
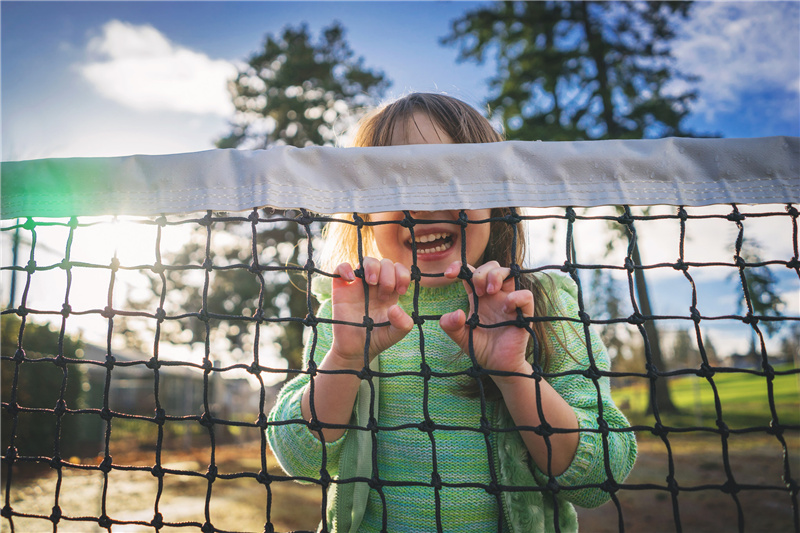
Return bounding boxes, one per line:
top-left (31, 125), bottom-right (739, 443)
top-left (439, 261), bottom-right (535, 376)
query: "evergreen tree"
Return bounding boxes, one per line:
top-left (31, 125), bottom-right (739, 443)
top-left (443, 1), bottom-right (698, 140)
top-left (128, 23), bottom-right (389, 376)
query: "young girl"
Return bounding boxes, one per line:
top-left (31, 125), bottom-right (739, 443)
top-left (267, 93), bottom-right (636, 532)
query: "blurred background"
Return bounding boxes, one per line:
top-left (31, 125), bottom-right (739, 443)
top-left (2, 2), bottom-right (799, 532)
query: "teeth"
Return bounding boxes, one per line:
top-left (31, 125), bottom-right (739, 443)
top-left (415, 232), bottom-right (447, 243)
top-left (417, 239), bottom-right (453, 254)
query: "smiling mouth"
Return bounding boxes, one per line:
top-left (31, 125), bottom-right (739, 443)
top-left (408, 232), bottom-right (455, 255)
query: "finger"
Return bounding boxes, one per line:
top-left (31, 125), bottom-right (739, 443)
top-left (439, 309), bottom-right (468, 348)
top-left (486, 267), bottom-right (511, 295)
top-left (361, 257), bottom-right (380, 285)
top-left (471, 261), bottom-right (501, 296)
top-left (503, 290), bottom-right (535, 316)
top-left (395, 262), bottom-right (411, 295)
top-left (377, 258), bottom-right (396, 300)
top-left (333, 262), bottom-right (356, 285)
top-left (443, 261), bottom-right (462, 280)
top-left (387, 304), bottom-right (414, 336)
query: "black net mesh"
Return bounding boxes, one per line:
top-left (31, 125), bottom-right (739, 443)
top-left (1, 203), bottom-right (798, 532)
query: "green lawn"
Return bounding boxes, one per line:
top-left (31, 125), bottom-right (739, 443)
top-left (612, 365), bottom-right (800, 429)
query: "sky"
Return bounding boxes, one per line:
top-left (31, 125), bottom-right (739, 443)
top-left (1, 1), bottom-right (799, 161)
top-left (1, 1), bottom-right (798, 365)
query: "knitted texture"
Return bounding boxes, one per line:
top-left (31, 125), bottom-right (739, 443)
top-left (267, 275), bottom-right (637, 532)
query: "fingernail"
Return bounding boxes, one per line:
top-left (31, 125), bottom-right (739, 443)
top-left (368, 274), bottom-right (377, 285)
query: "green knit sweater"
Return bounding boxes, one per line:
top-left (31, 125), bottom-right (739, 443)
top-left (267, 275), bottom-right (636, 532)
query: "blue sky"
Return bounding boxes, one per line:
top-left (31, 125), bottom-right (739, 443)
top-left (2, 1), bottom-right (799, 161)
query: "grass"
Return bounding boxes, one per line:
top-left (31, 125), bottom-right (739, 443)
top-left (612, 364), bottom-right (800, 429)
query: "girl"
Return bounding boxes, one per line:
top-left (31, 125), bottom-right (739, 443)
top-left (267, 93), bottom-right (636, 532)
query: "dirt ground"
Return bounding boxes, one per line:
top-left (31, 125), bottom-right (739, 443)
top-left (2, 431), bottom-right (797, 533)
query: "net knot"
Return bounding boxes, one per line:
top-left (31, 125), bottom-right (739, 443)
top-left (578, 310), bottom-right (592, 325)
top-left (721, 480), bottom-right (739, 495)
top-left (411, 311), bottom-right (424, 326)
top-left (248, 210), bottom-right (260, 223)
top-left (257, 470), bottom-right (271, 486)
top-left (24, 259), bottom-right (37, 274)
top-left (356, 367), bottom-right (371, 381)
top-left (666, 475), bottom-right (680, 495)
top-left (199, 212), bottom-right (213, 227)
top-left (109, 257), bottom-right (120, 271)
top-left (742, 312), bottom-right (758, 325)
top-left (255, 413), bottom-right (268, 430)
top-left (583, 365), bottom-right (602, 382)
top-left (4, 402), bottom-right (18, 416)
top-left (98, 515), bottom-right (113, 529)
top-left (154, 308), bottom-right (167, 322)
top-left (624, 257), bottom-right (635, 272)
top-left (651, 423), bottom-right (668, 438)
top-left (49, 455), bottom-right (62, 470)
top-left (100, 408), bottom-right (113, 422)
top-left (150, 464), bottom-right (164, 478)
top-left (202, 258), bottom-right (213, 271)
top-left (248, 362), bottom-right (262, 376)
top-left (146, 357), bottom-right (161, 370)
top-left (564, 207), bottom-right (577, 223)
top-left (58, 259), bottom-right (71, 271)
top-left (154, 408), bottom-right (166, 426)
top-left (202, 358), bottom-right (213, 371)
top-left (616, 212), bottom-right (633, 225)
top-left (503, 211), bottom-right (522, 225)
top-left (3, 446), bottom-right (17, 464)
top-left (201, 522), bottom-right (215, 533)
top-left (465, 313), bottom-right (480, 328)
top-left (53, 355), bottom-right (67, 369)
top-left (400, 214), bottom-right (415, 228)
top-left (466, 366), bottom-right (483, 379)
top-left (101, 306), bottom-right (116, 319)
top-left (248, 262), bottom-right (261, 274)
top-left (13, 348), bottom-right (25, 363)
top-left (677, 207), bottom-right (689, 221)
top-left (627, 313), bottom-right (645, 325)
top-left (479, 417), bottom-right (492, 436)
top-left (302, 312), bottom-right (317, 327)
top-left (716, 419), bottom-right (730, 437)
top-left (673, 260), bottom-right (688, 272)
top-left (1, 505), bottom-right (12, 519)
top-left (155, 215), bottom-right (167, 226)
top-left (418, 419), bottom-right (436, 433)
top-left (199, 412), bottom-right (214, 428)
top-left (53, 399), bottom-right (67, 416)
top-left (560, 262), bottom-right (575, 274)
top-left (509, 263), bottom-right (522, 279)
top-left (787, 205), bottom-right (799, 218)
top-left (786, 257), bottom-right (800, 270)
top-left (362, 316), bottom-right (374, 330)
top-left (546, 478), bottom-right (561, 493)
top-left (104, 355), bottom-right (116, 369)
top-left (409, 265), bottom-right (422, 282)
top-left (419, 362), bottom-right (432, 380)
top-left (697, 363), bottom-right (715, 378)
top-left (49, 505), bottom-right (62, 524)
top-left (726, 210), bottom-right (745, 222)
top-left (767, 420), bottom-right (784, 437)
top-left (206, 465), bottom-right (218, 481)
top-left (99, 455), bottom-right (113, 473)
top-left (485, 481), bottom-right (502, 496)
top-left (535, 421), bottom-right (553, 437)
top-left (151, 512), bottom-right (164, 529)
top-left (23, 217), bottom-right (36, 230)
top-left (600, 478), bottom-right (619, 493)
top-left (61, 303), bottom-right (72, 317)
top-left (457, 210), bottom-right (470, 227)
top-left (16, 306), bottom-right (29, 317)
top-left (151, 262), bottom-right (165, 274)
top-left (367, 417), bottom-right (379, 433)
top-left (430, 472), bottom-right (442, 490)
top-left (734, 255), bottom-right (747, 268)
top-left (317, 468), bottom-right (332, 486)
top-left (690, 306), bottom-right (702, 323)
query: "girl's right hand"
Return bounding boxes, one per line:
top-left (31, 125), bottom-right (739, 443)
top-left (328, 258), bottom-right (414, 367)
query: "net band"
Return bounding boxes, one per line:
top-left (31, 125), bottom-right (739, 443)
top-left (2, 136), bottom-right (798, 219)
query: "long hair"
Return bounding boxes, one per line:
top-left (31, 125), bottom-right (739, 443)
top-left (320, 93), bottom-right (560, 397)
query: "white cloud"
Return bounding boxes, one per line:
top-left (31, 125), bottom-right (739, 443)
top-left (80, 20), bottom-right (237, 116)
top-left (670, 2), bottom-right (800, 119)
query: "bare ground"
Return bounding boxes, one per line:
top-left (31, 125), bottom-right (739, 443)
top-left (2, 431), bottom-right (797, 533)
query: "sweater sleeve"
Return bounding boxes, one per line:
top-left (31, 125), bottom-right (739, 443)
top-left (266, 292), bottom-right (349, 482)
top-left (532, 276), bottom-right (637, 509)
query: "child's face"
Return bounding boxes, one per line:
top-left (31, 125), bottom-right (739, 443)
top-left (370, 111), bottom-right (491, 287)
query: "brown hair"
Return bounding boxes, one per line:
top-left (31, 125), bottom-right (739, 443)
top-left (321, 93), bottom-right (561, 397)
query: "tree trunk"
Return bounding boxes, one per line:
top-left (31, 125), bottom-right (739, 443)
top-left (631, 245), bottom-right (679, 415)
